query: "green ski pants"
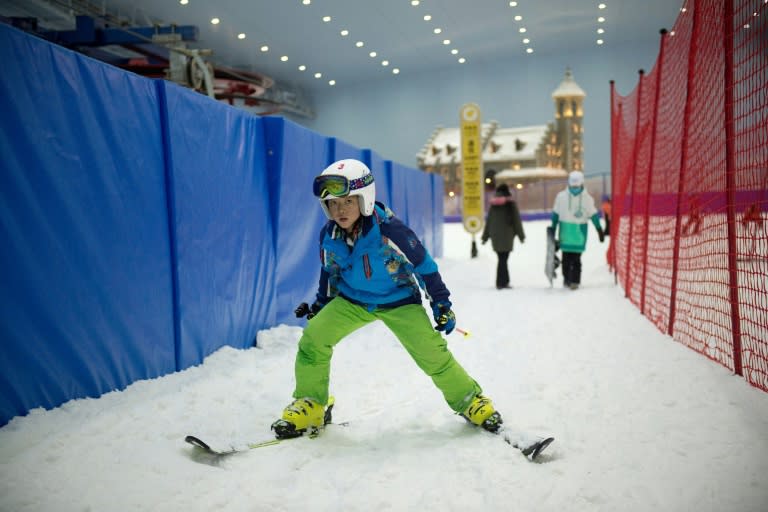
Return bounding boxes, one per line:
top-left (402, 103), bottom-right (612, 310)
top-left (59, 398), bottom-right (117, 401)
top-left (292, 297), bottom-right (481, 413)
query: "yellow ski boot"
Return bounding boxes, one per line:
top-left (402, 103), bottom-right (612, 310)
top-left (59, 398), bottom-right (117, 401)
top-left (461, 394), bottom-right (503, 433)
top-left (271, 397), bottom-right (333, 439)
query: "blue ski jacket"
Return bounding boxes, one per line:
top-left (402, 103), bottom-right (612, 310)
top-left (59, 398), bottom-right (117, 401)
top-left (314, 202), bottom-right (450, 311)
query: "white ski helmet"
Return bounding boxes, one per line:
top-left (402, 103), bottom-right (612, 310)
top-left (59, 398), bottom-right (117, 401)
top-left (568, 170), bottom-right (585, 187)
top-left (313, 159), bottom-right (376, 219)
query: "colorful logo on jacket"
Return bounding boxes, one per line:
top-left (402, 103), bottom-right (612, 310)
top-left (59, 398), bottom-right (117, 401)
top-left (385, 257), bottom-right (400, 274)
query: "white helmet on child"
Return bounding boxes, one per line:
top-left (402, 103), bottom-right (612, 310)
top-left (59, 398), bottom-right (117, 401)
top-left (568, 170), bottom-right (585, 187)
top-left (313, 159), bottom-right (376, 219)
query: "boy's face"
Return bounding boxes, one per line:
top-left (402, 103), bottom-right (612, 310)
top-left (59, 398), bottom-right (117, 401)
top-left (327, 197), bottom-right (361, 231)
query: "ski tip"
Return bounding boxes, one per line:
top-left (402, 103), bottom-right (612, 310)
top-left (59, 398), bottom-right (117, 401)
top-left (185, 435), bottom-right (212, 451)
top-left (528, 437), bottom-right (555, 461)
top-left (323, 397), bottom-right (335, 425)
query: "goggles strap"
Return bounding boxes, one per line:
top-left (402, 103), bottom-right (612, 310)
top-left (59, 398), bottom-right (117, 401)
top-left (348, 173), bottom-right (374, 190)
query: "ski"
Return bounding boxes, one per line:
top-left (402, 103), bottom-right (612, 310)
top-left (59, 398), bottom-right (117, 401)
top-left (506, 434), bottom-right (555, 461)
top-left (184, 421), bottom-right (351, 467)
top-left (185, 434), bottom-right (282, 455)
top-left (185, 421), bottom-right (348, 456)
top-left (497, 428), bottom-right (555, 461)
top-left (186, 398), bottom-right (553, 463)
top-left (186, 425), bottom-right (552, 462)
top-left (186, 426), bottom-right (552, 463)
top-left (185, 399), bottom-right (343, 459)
top-left (464, 409), bottom-right (554, 461)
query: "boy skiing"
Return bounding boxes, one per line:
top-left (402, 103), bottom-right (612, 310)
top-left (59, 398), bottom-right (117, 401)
top-left (271, 159), bottom-right (502, 439)
top-left (550, 171), bottom-right (605, 289)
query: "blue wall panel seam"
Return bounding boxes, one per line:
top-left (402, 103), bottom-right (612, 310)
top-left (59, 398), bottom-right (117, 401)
top-left (154, 80), bottom-right (183, 372)
top-left (264, 120), bottom-right (284, 252)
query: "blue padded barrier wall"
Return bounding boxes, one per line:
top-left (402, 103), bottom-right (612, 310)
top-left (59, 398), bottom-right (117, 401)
top-left (161, 82), bottom-right (276, 367)
top-left (263, 117), bottom-right (332, 326)
top-left (0, 25), bottom-right (176, 425)
top-left (361, 149), bottom-right (392, 209)
top-left (391, 161), bottom-right (428, 241)
top-left (418, 171), bottom-right (436, 256)
top-left (0, 25), bottom-right (444, 427)
top-left (328, 137), bottom-right (365, 168)
top-left (431, 174), bottom-right (445, 258)
top-left (406, 164), bottom-right (431, 249)
top-left (386, 160), bottom-right (409, 225)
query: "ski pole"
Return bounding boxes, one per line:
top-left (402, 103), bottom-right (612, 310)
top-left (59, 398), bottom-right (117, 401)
top-left (455, 327), bottom-right (471, 338)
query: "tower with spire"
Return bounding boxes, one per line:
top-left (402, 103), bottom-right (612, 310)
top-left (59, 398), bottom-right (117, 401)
top-left (551, 67), bottom-right (586, 172)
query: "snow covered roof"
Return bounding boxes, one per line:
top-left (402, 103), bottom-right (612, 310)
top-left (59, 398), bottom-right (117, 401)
top-left (417, 123), bottom-right (549, 166)
top-left (551, 68), bottom-right (586, 99)
top-left (484, 125), bottom-right (549, 163)
top-left (494, 167), bottom-right (568, 182)
top-left (418, 123), bottom-right (495, 167)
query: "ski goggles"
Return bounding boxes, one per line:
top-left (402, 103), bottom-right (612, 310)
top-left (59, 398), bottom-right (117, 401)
top-left (313, 173), bottom-right (374, 199)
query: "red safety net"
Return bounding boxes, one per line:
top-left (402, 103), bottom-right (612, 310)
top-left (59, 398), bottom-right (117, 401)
top-left (610, 0), bottom-right (768, 392)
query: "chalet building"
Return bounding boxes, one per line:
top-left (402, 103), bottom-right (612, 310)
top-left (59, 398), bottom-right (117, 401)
top-left (416, 68), bottom-right (586, 196)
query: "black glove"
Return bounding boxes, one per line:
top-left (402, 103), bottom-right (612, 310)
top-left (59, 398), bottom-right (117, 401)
top-left (597, 227), bottom-right (605, 243)
top-left (295, 301), bottom-right (323, 319)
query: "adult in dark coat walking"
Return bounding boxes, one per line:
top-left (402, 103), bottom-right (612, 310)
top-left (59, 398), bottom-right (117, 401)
top-left (481, 184), bottom-right (526, 289)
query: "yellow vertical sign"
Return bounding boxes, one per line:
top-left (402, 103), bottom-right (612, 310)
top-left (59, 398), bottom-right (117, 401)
top-left (460, 103), bottom-right (484, 234)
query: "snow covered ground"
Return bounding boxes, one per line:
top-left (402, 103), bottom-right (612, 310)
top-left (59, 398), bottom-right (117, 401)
top-left (1, 220), bottom-right (767, 512)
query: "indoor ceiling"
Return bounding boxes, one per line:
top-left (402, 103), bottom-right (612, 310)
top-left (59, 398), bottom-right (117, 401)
top-left (2, 0), bottom-right (685, 94)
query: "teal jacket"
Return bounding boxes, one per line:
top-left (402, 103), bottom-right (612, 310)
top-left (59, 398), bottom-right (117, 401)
top-left (551, 188), bottom-right (602, 253)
